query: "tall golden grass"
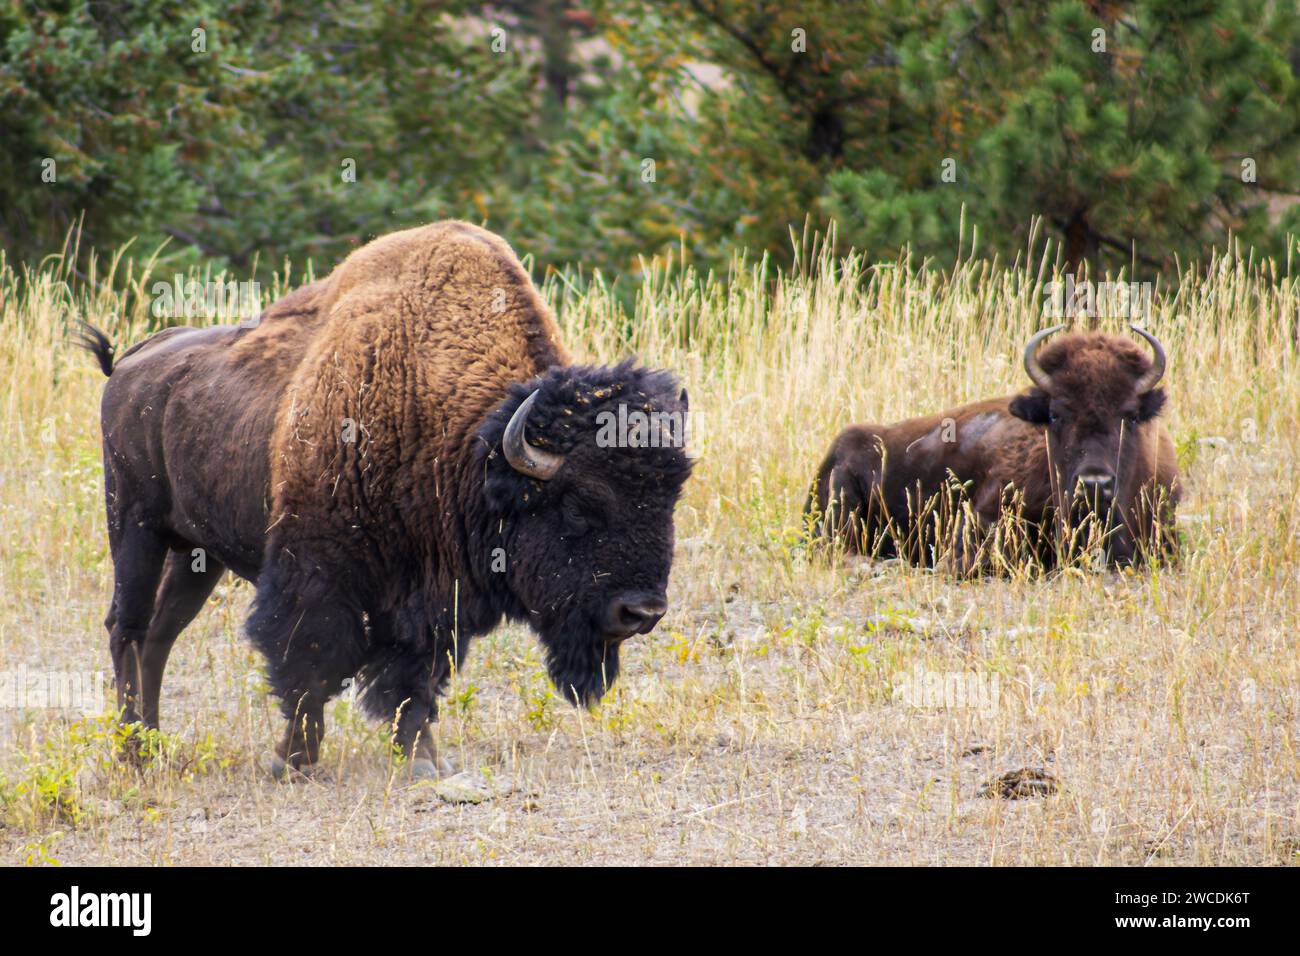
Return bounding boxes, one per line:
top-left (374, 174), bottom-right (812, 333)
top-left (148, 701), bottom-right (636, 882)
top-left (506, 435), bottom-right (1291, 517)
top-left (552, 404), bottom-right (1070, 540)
top-left (0, 224), bottom-right (1297, 864)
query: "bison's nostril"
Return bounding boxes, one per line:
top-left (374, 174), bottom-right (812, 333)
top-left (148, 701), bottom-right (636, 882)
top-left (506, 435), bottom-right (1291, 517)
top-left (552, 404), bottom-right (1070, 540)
top-left (607, 593), bottom-right (668, 637)
top-left (1077, 474), bottom-right (1115, 501)
top-left (620, 602), bottom-right (666, 630)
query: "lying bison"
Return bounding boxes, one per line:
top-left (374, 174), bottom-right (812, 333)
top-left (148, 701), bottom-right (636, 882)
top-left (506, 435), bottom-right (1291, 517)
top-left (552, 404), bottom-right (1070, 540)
top-left (808, 325), bottom-right (1180, 572)
top-left (80, 221), bottom-right (692, 777)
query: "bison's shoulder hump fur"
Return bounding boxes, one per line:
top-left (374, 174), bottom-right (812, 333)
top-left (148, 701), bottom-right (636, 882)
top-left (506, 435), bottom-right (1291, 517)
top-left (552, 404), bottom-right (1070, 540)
top-left (265, 221), bottom-right (572, 539)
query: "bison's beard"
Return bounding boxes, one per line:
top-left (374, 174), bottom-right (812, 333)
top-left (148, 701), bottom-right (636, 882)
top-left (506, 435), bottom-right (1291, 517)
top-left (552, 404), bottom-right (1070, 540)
top-left (538, 608), bottom-right (623, 707)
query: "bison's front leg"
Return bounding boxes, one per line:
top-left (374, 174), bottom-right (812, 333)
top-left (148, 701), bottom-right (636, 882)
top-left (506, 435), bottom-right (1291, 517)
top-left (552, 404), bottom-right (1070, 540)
top-left (246, 560), bottom-right (367, 779)
top-left (358, 633), bottom-right (457, 779)
top-left (274, 702), bottom-right (326, 776)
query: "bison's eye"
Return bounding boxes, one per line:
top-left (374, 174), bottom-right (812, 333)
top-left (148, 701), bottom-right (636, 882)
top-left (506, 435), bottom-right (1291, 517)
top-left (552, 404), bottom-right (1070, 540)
top-left (1048, 410), bottom-right (1062, 426)
top-left (1121, 411), bottom-right (1139, 426)
top-left (561, 495), bottom-right (590, 537)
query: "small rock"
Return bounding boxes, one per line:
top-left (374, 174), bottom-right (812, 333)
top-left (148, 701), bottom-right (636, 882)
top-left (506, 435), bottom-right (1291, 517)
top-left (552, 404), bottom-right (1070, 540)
top-left (977, 767), bottom-right (1058, 799)
top-left (430, 771), bottom-right (496, 804)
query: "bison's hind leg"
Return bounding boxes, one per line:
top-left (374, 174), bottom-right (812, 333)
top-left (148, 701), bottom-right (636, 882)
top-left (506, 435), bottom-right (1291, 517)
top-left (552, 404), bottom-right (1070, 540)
top-left (808, 428), bottom-right (892, 558)
top-left (106, 517), bottom-right (225, 765)
top-left (137, 548), bottom-right (225, 731)
top-left (246, 559), bottom-right (367, 777)
top-left (828, 460), bottom-right (888, 557)
top-left (808, 455), bottom-right (872, 555)
top-left (106, 523), bottom-right (168, 730)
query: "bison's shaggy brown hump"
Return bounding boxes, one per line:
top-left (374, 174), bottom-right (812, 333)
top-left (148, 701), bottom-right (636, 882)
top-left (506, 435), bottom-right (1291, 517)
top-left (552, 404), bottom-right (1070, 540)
top-left (267, 221), bottom-right (570, 549)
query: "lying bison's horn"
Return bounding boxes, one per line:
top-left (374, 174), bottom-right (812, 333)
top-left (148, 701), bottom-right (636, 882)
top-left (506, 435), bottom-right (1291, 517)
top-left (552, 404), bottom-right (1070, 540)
top-left (1023, 323), bottom-right (1066, 394)
top-left (503, 389), bottom-right (564, 480)
top-left (1130, 324), bottom-right (1167, 394)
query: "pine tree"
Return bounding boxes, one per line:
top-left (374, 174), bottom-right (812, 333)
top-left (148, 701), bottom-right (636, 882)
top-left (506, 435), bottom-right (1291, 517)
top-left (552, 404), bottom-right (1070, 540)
top-left (826, 0), bottom-right (1300, 272)
top-left (0, 1), bottom-right (536, 274)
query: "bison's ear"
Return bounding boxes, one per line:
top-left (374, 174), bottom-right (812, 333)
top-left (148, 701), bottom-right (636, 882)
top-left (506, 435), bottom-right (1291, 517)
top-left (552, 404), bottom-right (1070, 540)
top-left (1137, 387), bottom-right (1166, 422)
top-left (1008, 390), bottom-right (1051, 425)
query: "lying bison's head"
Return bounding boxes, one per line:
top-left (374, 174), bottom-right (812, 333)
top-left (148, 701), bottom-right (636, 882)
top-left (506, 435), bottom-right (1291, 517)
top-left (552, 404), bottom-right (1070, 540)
top-left (478, 362), bottom-right (693, 706)
top-left (1009, 325), bottom-right (1167, 528)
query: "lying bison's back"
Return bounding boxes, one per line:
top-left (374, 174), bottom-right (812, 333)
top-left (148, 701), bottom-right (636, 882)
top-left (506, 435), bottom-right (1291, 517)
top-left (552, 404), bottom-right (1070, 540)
top-left (102, 306), bottom-right (325, 579)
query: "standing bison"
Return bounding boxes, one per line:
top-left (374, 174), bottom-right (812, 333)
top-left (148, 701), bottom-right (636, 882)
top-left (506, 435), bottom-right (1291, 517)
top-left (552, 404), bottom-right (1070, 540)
top-left (80, 221), bottom-right (692, 777)
top-left (807, 326), bottom-right (1180, 572)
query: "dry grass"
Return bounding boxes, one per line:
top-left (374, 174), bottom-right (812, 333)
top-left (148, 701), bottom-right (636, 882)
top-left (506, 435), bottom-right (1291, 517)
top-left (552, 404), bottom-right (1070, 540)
top-left (1, 227), bottom-right (1297, 865)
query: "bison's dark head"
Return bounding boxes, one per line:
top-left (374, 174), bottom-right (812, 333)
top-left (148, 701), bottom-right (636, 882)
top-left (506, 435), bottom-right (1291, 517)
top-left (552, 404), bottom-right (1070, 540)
top-left (477, 361), bottom-right (693, 706)
top-left (1009, 325), bottom-right (1167, 530)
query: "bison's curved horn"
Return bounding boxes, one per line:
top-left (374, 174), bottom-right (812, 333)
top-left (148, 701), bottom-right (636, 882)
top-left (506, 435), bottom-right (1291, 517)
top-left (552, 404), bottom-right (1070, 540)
top-left (502, 389), bottom-right (564, 480)
top-left (1130, 324), bottom-right (1167, 394)
top-left (1023, 324), bottom-right (1066, 394)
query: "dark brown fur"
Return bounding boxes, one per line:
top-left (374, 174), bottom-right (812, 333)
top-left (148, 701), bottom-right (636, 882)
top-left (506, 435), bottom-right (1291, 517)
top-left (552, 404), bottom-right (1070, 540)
top-left (84, 221), bottom-right (692, 774)
top-left (808, 332), bottom-right (1180, 572)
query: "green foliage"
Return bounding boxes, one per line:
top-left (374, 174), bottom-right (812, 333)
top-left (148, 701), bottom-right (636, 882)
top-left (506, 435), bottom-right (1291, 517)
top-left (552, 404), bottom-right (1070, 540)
top-left (823, 169), bottom-right (957, 257)
top-left (618, 0), bottom-right (948, 266)
top-left (0, 1), bottom-right (532, 274)
top-left (2, 1), bottom-right (1298, 279)
top-left (611, 0), bottom-right (1300, 273)
top-left (516, 663), bottom-right (558, 731)
top-left (2, 715), bottom-right (126, 829)
top-left (827, 0), bottom-right (1300, 270)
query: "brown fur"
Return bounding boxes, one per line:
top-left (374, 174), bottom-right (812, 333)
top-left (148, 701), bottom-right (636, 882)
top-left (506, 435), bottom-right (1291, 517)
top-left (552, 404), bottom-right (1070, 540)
top-left (266, 221), bottom-right (570, 603)
top-left (808, 332), bottom-right (1181, 572)
top-left (84, 221), bottom-right (692, 773)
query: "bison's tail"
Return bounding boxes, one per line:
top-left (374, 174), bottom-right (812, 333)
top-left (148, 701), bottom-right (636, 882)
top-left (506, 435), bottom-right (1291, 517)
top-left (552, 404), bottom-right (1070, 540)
top-left (75, 322), bottom-right (115, 376)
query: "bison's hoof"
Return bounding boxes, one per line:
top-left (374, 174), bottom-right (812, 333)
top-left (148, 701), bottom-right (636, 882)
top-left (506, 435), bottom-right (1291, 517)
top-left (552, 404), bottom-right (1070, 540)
top-left (266, 752), bottom-right (322, 782)
top-left (266, 752), bottom-right (291, 781)
top-left (410, 756), bottom-right (450, 780)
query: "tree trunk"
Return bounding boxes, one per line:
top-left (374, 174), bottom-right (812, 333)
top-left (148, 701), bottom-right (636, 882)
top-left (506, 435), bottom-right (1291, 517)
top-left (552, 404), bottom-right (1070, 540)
top-left (806, 107), bottom-right (845, 162)
top-left (1063, 209), bottom-right (1099, 278)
